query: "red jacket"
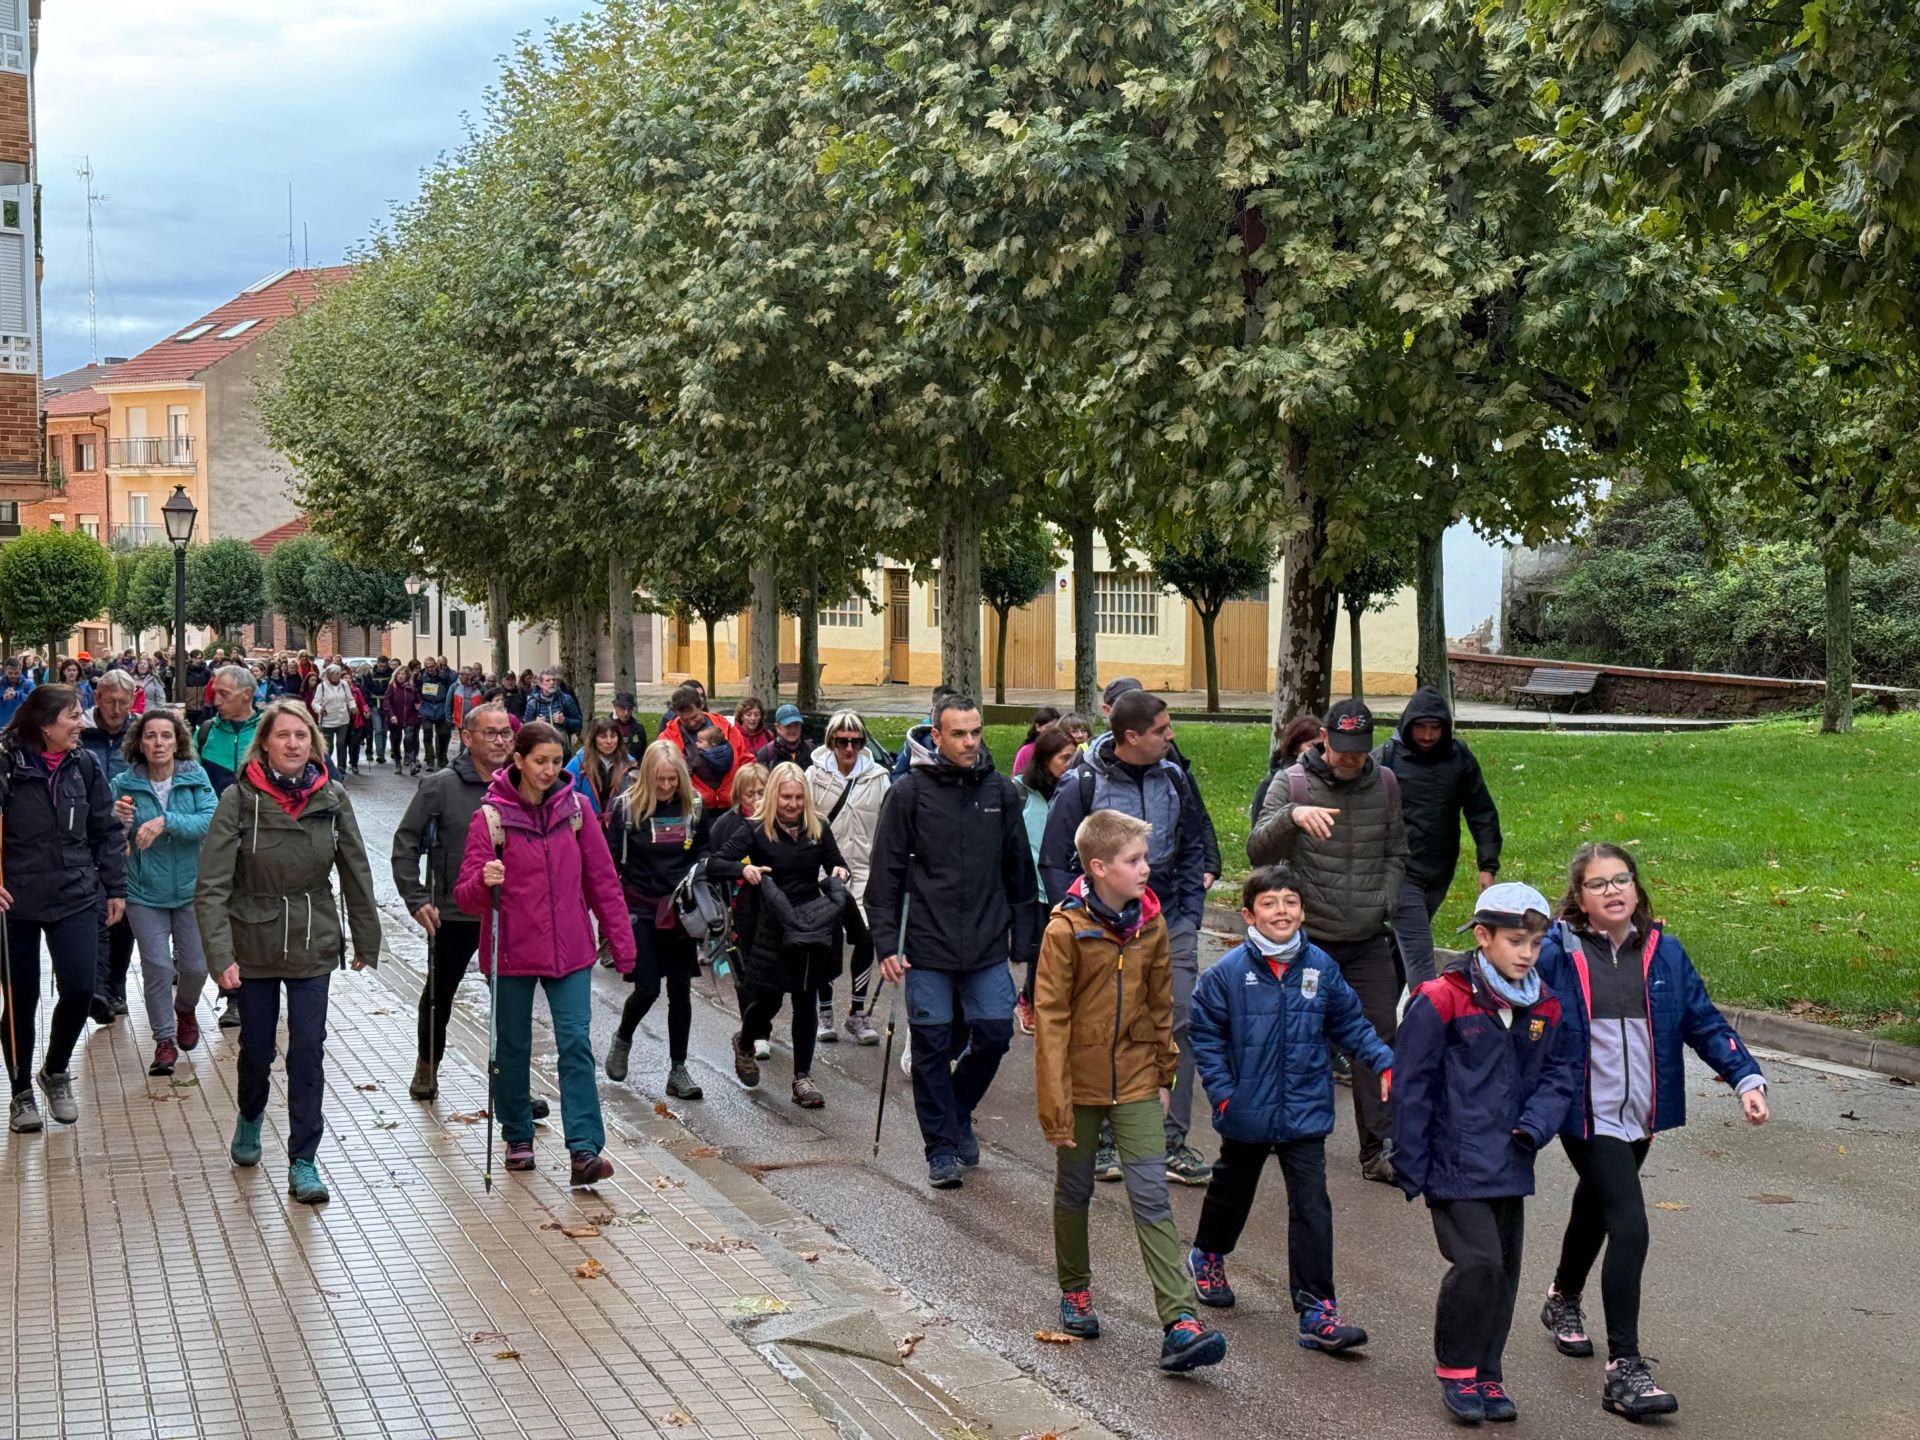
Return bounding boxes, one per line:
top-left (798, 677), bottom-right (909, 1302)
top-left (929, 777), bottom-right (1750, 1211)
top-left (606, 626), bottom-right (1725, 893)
top-left (660, 710), bottom-right (754, 811)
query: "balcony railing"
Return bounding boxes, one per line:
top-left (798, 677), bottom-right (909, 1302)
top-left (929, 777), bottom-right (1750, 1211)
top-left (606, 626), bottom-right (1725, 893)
top-left (110, 523), bottom-right (163, 548)
top-left (108, 436), bottom-right (197, 470)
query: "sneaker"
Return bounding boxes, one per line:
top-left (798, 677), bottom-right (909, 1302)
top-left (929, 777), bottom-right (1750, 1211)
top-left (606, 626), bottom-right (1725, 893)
top-left (1093, 1144), bottom-right (1122, 1183)
top-left (1359, 1149), bottom-right (1397, 1185)
top-left (149, 1039), bottom-right (179, 1077)
top-left (1058, 1288), bottom-right (1101, 1339)
top-left (1159, 1315), bottom-right (1226, 1372)
top-left (1541, 1286), bottom-right (1593, 1357)
top-left (791, 1075), bottom-right (824, 1109)
top-left (110, 993), bottom-right (129, 1017)
top-left (927, 1156), bottom-right (965, 1190)
top-left (287, 1158), bottom-right (330, 1205)
top-left (1602, 1356), bottom-right (1679, 1420)
top-left (1440, 1376), bottom-right (1485, 1424)
top-left (755, 1038), bottom-right (772, 1060)
top-left (1476, 1379), bottom-right (1518, 1423)
top-left (175, 1007), bottom-right (201, 1051)
top-left (409, 1059), bottom-right (438, 1101)
top-left (955, 1117), bottom-right (980, 1168)
top-left (844, 1010), bottom-right (879, 1046)
top-left (816, 1004), bottom-right (838, 1043)
top-left (1296, 1292), bottom-right (1368, 1352)
top-left (410, 762), bottom-right (421, 776)
top-left (1188, 1248), bottom-right (1234, 1308)
top-left (1014, 995), bottom-right (1036, 1035)
top-left (666, 1063), bottom-right (703, 1100)
top-left (88, 995), bottom-right (117, 1026)
top-left (1165, 1144), bottom-right (1213, 1186)
top-left (732, 1032), bottom-right (761, 1088)
top-left (230, 1115), bottom-right (263, 1167)
top-left (504, 1140), bottom-right (536, 1172)
top-left (570, 1150), bottom-right (614, 1186)
top-left (35, 1069), bottom-right (77, 1125)
top-left (218, 994), bottom-right (243, 1029)
top-left (605, 1033), bottom-right (632, 1082)
top-left (8, 1093), bottom-right (42, 1133)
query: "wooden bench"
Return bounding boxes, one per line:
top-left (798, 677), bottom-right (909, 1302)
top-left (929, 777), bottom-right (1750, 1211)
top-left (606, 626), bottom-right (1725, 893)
top-left (1509, 667), bottom-right (1601, 712)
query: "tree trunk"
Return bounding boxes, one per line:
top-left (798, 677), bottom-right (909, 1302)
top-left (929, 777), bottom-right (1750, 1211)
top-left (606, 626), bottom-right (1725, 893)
top-left (1347, 600), bottom-right (1366, 703)
top-left (559, 590), bottom-right (598, 721)
top-left (749, 563), bottom-right (781, 705)
top-left (606, 546), bottom-right (635, 701)
top-left (1273, 430), bottom-right (1335, 724)
top-left (1200, 607), bottom-right (1221, 712)
top-left (939, 507), bottom-right (983, 701)
top-left (797, 561), bottom-right (821, 712)
top-left (1822, 548), bottom-right (1853, 735)
top-left (487, 572), bottom-right (511, 683)
top-left (993, 605), bottom-right (1011, 704)
top-left (1070, 517), bottom-right (1097, 715)
top-left (1415, 525), bottom-right (1449, 699)
top-left (703, 614), bottom-right (719, 697)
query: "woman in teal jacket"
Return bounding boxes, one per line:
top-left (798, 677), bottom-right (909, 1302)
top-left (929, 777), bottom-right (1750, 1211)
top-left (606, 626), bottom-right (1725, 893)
top-left (110, 710), bottom-right (218, 1077)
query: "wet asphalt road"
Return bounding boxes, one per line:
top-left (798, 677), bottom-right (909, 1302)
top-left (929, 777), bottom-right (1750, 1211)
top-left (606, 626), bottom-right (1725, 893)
top-left (346, 765), bottom-right (1920, 1440)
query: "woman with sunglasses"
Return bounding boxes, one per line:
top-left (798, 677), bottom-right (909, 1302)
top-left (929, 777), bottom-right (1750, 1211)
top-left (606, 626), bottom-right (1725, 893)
top-left (1533, 842), bottom-right (1768, 1422)
top-left (805, 711), bottom-right (889, 1044)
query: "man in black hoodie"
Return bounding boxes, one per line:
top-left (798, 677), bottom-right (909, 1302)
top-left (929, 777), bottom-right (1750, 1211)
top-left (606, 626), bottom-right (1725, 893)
top-left (1373, 686), bottom-right (1502, 989)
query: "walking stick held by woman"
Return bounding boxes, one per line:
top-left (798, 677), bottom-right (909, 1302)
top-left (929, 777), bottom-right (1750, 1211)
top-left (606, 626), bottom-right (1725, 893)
top-left (872, 894), bottom-right (909, 1157)
top-left (485, 835), bottom-right (503, 1192)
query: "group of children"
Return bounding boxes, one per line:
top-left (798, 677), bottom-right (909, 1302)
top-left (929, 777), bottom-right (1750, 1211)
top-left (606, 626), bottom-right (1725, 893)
top-left (1034, 815), bottom-right (1767, 1423)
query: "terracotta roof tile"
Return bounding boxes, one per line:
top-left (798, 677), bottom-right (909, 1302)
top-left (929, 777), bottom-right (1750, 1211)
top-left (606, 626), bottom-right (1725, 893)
top-left (101, 267), bottom-right (356, 388)
top-left (46, 385), bottom-right (111, 418)
top-left (248, 515), bottom-right (312, 555)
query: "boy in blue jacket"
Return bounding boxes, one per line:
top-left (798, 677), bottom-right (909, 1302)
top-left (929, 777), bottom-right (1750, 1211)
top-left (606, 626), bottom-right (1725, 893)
top-left (1187, 864), bottom-right (1392, 1352)
top-left (1392, 882), bottom-right (1580, 1426)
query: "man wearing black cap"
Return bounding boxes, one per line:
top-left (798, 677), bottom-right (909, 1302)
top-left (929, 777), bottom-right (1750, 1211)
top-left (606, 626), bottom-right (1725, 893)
top-left (610, 692), bottom-right (649, 762)
top-left (1247, 698), bottom-right (1409, 1183)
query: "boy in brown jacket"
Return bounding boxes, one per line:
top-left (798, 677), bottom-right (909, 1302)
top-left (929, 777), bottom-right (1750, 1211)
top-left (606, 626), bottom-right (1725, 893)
top-left (1034, 810), bottom-right (1227, 1372)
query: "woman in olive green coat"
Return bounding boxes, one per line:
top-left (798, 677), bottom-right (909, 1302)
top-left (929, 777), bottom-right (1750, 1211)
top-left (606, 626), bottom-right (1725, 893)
top-left (194, 700), bottom-right (381, 1204)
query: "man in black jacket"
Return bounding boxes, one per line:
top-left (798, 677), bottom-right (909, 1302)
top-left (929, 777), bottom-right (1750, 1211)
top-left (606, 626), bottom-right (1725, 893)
top-left (1373, 686), bottom-right (1502, 989)
top-left (868, 694), bottom-right (1039, 1191)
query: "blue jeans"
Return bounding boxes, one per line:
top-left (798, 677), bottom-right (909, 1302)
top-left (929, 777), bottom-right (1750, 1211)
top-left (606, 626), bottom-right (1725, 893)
top-left (492, 966), bottom-right (602, 1155)
top-left (905, 963), bottom-right (1015, 1163)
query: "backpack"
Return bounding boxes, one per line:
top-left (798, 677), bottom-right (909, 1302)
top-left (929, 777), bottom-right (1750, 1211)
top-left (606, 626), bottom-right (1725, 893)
top-left (1285, 761), bottom-right (1400, 813)
top-left (671, 856), bottom-right (732, 946)
top-left (479, 796), bottom-right (583, 852)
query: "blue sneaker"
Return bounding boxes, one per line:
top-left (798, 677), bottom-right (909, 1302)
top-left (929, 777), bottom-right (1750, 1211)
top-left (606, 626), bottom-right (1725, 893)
top-left (287, 1158), bottom-right (330, 1205)
top-left (1158, 1314), bottom-right (1226, 1372)
top-left (230, 1115), bottom-right (263, 1167)
top-left (1058, 1288), bottom-right (1100, 1339)
top-left (1476, 1379), bottom-right (1518, 1423)
top-left (1296, 1291), bottom-right (1368, 1352)
top-left (1440, 1376), bottom-right (1485, 1424)
top-left (928, 1156), bottom-right (965, 1190)
top-left (1188, 1248), bottom-right (1234, 1308)
top-left (956, 1118), bottom-right (980, 1168)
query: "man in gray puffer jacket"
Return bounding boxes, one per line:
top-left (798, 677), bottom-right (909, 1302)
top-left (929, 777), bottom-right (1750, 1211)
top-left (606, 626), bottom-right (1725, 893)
top-left (1247, 698), bottom-right (1408, 1183)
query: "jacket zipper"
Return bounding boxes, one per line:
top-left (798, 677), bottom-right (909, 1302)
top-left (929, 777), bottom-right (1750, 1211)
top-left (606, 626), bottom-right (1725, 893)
top-left (1110, 944), bottom-right (1126, 1102)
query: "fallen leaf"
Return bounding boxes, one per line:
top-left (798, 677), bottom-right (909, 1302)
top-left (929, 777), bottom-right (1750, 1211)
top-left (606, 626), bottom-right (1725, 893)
top-left (561, 1225), bottom-right (602, 1239)
top-left (1749, 1194), bottom-right (1797, 1205)
top-left (799, 1252), bottom-right (820, 1263)
top-left (1789, 999), bottom-right (1815, 1015)
top-left (1837, 1145), bottom-right (1849, 1155)
top-left (169, 1075), bottom-right (200, 1088)
top-left (728, 1296), bottom-right (790, 1316)
top-left (654, 1101), bottom-right (673, 1118)
top-left (467, 1329), bottom-right (509, 1346)
top-left (896, 1332), bottom-right (926, 1359)
top-left (650, 1177), bottom-right (685, 1191)
top-left (355, 1082), bottom-right (379, 1092)
top-left (494, 1350), bottom-right (521, 1361)
top-left (574, 1259), bottom-right (605, 1280)
top-left (372, 1117), bottom-right (400, 1130)
top-left (1033, 1330), bottom-right (1080, 1345)
top-left (447, 1110), bottom-right (489, 1124)
top-left (687, 1145), bottom-right (719, 1158)
top-left (1653, 1201), bottom-right (1687, 1211)
top-left (149, 1092), bottom-right (172, 1102)
top-left (942, 1427), bottom-right (992, 1440)
top-left (662, 1413), bottom-right (691, 1428)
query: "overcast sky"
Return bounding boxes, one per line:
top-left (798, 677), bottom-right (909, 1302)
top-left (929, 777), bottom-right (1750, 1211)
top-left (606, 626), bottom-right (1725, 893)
top-left (34, 1), bottom-right (592, 377)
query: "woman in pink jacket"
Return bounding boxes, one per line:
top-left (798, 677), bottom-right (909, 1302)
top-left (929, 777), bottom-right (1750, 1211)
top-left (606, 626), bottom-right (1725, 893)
top-left (455, 720), bottom-right (636, 1186)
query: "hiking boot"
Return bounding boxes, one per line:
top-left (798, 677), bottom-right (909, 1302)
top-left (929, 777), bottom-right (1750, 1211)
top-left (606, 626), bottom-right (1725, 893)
top-left (791, 1075), bottom-right (824, 1109)
top-left (604, 1033), bottom-right (632, 1082)
top-left (230, 1115), bottom-right (263, 1166)
top-left (956, 1118), bottom-right (980, 1168)
top-left (1602, 1356), bottom-right (1679, 1420)
top-left (1440, 1377), bottom-right (1486, 1424)
top-left (504, 1140), bottom-right (536, 1172)
top-left (35, 1069), bottom-right (77, 1125)
top-left (732, 1032), bottom-right (760, 1088)
top-left (9, 1092), bottom-right (41, 1133)
top-left (569, 1150), bottom-right (614, 1187)
top-left (1297, 1292), bottom-right (1368, 1352)
top-left (531, 1097), bottom-right (550, 1120)
top-left (175, 1007), bottom-right (201, 1051)
top-left (1188, 1248), bottom-right (1234, 1308)
top-left (149, 1039), bottom-right (179, 1077)
top-left (1476, 1379), bottom-right (1518, 1423)
top-left (287, 1159), bottom-right (330, 1205)
top-left (844, 1010), bottom-right (879, 1046)
top-left (89, 995), bottom-right (117, 1026)
top-left (1541, 1286), bottom-right (1594, 1357)
top-left (409, 1060), bottom-right (438, 1101)
top-left (1159, 1315), bottom-right (1226, 1372)
top-left (1093, 1144), bottom-right (1122, 1182)
top-left (1059, 1288), bottom-right (1101, 1339)
top-left (1166, 1144), bottom-right (1213, 1186)
top-left (666, 1063), bottom-right (703, 1100)
top-left (1359, 1148), bottom-right (1397, 1185)
top-left (928, 1156), bottom-right (965, 1190)
top-left (218, 994), bottom-right (242, 1029)
top-left (815, 1003), bottom-right (838, 1043)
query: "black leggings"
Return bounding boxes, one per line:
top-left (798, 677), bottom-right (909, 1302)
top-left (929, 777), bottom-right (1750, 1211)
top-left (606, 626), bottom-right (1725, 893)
top-left (619, 918), bottom-right (697, 1064)
top-left (4, 909), bottom-right (99, 1093)
top-left (1553, 1134), bottom-right (1652, 1360)
top-left (416, 919), bottom-right (481, 1064)
top-left (741, 986), bottom-right (816, 1078)
top-left (815, 903), bottom-right (874, 1016)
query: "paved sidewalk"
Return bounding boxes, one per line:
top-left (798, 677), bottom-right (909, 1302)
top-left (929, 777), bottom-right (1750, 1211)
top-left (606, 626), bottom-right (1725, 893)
top-left (0, 970), bottom-right (904, 1440)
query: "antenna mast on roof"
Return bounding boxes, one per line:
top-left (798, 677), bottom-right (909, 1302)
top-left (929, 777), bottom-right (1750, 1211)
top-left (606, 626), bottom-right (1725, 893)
top-left (303, 221), bottom-right (310, 269)
top-left (286, 182), bottom-right (295, 268)
top-left (76, 157), bottom-right (105, 364)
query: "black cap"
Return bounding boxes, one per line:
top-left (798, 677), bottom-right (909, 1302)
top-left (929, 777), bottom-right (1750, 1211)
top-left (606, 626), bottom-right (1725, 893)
top-left (614, 692), bottom-right (636, 709)
top-left (1323, 698), bottom-right (1375, 753)
top-left (1102, 676), bottom-right (1144, 707)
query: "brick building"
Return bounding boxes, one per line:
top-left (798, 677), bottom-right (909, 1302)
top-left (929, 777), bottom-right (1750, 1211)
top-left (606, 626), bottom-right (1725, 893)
top-left (0, 0), bottom-right (42, 532)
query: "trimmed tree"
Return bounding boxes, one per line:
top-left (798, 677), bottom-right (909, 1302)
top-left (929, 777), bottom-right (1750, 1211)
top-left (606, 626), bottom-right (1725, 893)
top-left (980, 512), bottom-right (1059, 705)
top-left (263, 536), bottom-right (334, 650)
top-left (0, 528), bottom-right (114, 656)
top-left (647, 563), bottom-right (753, 699)
top-left (309, 550), bottom-right (413, 655)
top-left (1156, 533), bottom-right (1276, 713)
top-left (1338, 551), bottom-right (1411, 706)
top-left (108, 545), bottom-right (167, 652)
top-left (126, 549), bottom-right (177, 659)
top-left (186, 538), bottom-right (266, 646)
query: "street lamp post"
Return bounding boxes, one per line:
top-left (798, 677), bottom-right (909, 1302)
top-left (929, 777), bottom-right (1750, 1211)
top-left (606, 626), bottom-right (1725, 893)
top-left (161, 485), bottom-right (198, 706)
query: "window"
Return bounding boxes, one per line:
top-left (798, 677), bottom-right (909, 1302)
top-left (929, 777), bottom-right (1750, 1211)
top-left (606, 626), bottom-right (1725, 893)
top-left (49, 516), bottom-right (63, 531)
top-left (413, 592), bottom-right (432, 637)
top-left (0, 500), bottom-right (17, 524)
top-left (80, 517), bottom-right (99, 539)
top-left (76, 437), bottom-right (96, 471)
top-left (217, 319), bottom-right (260, 340)
top-left (818, 597), bottom-right (863, 628)
top-left (256, 604), bottom-right (273, 641)
top-left (47, 435), bottom-right (63, 471)
top-left (1095, 571), bottom-right (1159, 636)
top-left (168, 405), bottom-right (191, 462)
top-left (925, 571), bottom-right (940, 628)
top-left (174, 324), bottom-right (215, 343)
top-left (127, 406), bottom-right (148, 438)
top-left (127, 493), bottom-right (149, 527)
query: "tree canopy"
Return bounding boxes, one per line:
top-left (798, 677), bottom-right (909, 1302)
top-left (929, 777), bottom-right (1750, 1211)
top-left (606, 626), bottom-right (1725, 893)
top-left (0, 529), bottom-right (113, 654)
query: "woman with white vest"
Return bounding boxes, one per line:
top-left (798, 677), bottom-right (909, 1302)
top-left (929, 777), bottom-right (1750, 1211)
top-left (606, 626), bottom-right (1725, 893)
top-left (804, 710), bottom-right (889, 1044)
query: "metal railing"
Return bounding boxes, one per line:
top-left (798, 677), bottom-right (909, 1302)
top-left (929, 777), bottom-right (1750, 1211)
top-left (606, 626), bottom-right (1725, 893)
top-left (108, 436), bottom-right (196, 469)
top-left (109, 522), bottom-right (163, 547)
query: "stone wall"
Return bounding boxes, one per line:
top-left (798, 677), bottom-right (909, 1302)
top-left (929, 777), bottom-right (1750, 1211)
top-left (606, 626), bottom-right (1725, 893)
top-left (1449, 651), bottom-right (1917, 718)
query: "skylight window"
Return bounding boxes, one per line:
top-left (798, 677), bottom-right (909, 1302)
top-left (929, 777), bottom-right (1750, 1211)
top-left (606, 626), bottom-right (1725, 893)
top-left (174, 324), bottom-right (214, 342)
top-left (217, 319), bottom-right (261, 340)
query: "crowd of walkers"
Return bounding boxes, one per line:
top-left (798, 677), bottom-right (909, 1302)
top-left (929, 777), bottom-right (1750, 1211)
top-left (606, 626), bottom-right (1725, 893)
top-left (0, 659), bottom-right (1772, 1421)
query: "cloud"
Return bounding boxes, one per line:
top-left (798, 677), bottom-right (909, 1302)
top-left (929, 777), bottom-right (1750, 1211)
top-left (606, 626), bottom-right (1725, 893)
top-left (33, 2), bottom-right (595, 373)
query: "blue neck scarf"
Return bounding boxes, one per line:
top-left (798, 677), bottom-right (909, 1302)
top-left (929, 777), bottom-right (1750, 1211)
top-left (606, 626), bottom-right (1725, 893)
top-left (1476, 954), bottom-right (1541, 1009)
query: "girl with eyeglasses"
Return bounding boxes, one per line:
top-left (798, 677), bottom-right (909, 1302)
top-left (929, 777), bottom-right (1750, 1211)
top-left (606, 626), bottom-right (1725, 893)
top-left (1532, 842), bottom-right (1769, 1422)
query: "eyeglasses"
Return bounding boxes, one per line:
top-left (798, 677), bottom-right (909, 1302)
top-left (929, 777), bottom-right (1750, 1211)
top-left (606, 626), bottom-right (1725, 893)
top-left (475, 728), bottom-right (515, 741)
top-left (830, 736), bottom-right (864, 749)
top-left (1581, 874), bottom-right (1636, 894)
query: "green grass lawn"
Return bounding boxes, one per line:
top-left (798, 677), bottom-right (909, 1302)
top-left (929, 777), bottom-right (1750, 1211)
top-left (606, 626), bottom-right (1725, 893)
top-left (866, 712), bottom-right (1920, 1040)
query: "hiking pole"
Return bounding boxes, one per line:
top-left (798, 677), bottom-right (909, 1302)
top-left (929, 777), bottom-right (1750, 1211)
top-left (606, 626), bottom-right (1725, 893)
top-left (872, 894), bottom-right (909, 1158)
top-left (485, 842), bottom-right (503, 1193)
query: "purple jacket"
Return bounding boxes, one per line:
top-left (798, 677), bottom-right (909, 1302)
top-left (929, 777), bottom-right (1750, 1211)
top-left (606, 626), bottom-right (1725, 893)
top-left (454, 770), bottom-right (636, 978)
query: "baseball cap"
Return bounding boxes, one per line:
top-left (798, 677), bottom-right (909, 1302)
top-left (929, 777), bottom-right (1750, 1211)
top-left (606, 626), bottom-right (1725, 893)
top-left (1464, 882), bottom-right (1554, 932)
top-left (614, 691), bottom-right (636, 709)
top-left (1322, 698), bottom-right (1375, 752)
top-left (1102, 676), bottom-right (1144, 707)
top-left (774, 703), bottom-right (803, 725)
